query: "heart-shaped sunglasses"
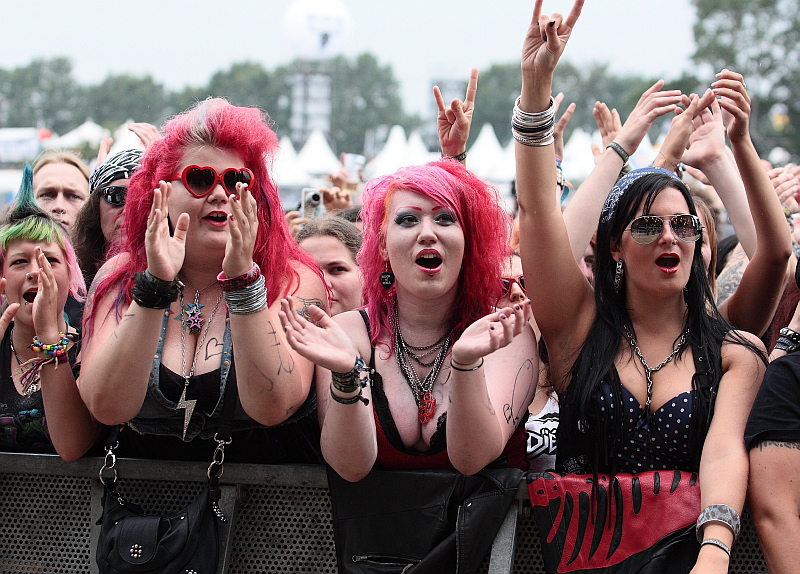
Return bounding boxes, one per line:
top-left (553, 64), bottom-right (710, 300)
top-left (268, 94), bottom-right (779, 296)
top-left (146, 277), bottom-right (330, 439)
top-left (169, 165), bottom-right (254, 198)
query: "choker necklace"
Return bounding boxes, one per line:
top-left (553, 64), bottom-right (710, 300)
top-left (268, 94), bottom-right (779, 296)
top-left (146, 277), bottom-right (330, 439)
top-left (624, 325), bottom-right (689, 417)
top-left (394, 312), bottom-right (452, 425)
top-left (175, 275), bottom-right (218, 334)
top-left (178, 290), bottom-right (223, 440)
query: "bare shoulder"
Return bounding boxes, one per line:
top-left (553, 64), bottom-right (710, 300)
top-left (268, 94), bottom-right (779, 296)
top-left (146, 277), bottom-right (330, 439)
top-left (721, 329), bottom-right (767, 375)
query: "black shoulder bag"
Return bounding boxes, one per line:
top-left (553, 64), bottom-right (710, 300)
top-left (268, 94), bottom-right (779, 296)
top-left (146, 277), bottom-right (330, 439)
top-left (95, 372), bottom-right (238, 574)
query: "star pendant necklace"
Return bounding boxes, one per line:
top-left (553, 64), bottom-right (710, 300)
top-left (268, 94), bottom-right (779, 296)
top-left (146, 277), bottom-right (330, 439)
top-left (175, 274), bottom-right (219, 334)
top-left (178, 289), bottom-right (223, 440)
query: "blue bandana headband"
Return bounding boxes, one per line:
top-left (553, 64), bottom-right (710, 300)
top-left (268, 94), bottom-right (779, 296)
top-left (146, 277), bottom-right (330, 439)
top-left (600, 167), bottom-right (682, 224)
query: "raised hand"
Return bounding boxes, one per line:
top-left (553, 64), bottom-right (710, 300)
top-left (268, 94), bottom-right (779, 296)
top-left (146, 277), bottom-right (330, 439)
top-left (614, 80), bottom-right (682, 158)
top-left (128, 122), bottom-right (160, 149)
top-left (0, 279), bottom-right (19, 340)
top-left (450, 301), bottom-right (531, 367)
top-left (434, 68), bottom-right (478, 158)
top-left (278, 298), bottom-right (359, 373)
top-left (31, 247), bottom-right (64, 343)
top-left (590, 101), bottom-right (622, 160)
top-left (521, 0), bottom-right (584, 79)
top-left (321, 186), bottom-right (353, 214)
top-left (96, 136), bottom-right (113, 165)
top-left (144, 181), bottom-right (188, 281)
top-left (712, 69), bottom-right (751, 143)
top-left (656, 90), bottom-right (715, 172)
top-left (223, 182), bottom-right (258, 278)
top-left (553, 92), bottom-right (576, 160)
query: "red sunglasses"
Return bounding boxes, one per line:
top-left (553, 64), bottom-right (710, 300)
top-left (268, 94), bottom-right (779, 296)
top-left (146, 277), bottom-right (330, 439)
top-left (168, 165), bottom-right (254, 198)
top-left (500, 275), bottom-right (526, 295)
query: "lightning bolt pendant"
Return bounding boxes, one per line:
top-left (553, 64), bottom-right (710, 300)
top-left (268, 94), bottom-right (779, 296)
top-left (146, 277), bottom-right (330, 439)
top-left (177, 380), bottom-right (196, 440)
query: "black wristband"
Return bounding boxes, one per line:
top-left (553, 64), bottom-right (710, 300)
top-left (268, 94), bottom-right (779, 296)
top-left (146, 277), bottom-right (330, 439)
top-left (131, 270), bottom-right (180, 309)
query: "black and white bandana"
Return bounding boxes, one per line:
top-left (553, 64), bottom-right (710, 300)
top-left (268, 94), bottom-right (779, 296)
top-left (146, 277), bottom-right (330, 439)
top-left (89, 149), bottom-right (144, 192)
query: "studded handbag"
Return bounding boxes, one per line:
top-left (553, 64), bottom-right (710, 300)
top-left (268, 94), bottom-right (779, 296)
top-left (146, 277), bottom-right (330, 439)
top-left (95, 373), bottom-right (238, 574)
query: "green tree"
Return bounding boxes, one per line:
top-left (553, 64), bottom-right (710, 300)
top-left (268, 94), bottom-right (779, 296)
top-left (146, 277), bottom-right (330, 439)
top-left (85, 74), bottom-right (167, 128)
top-left (0, 58), bottom-right (85, 134)
top-left (325, 53), bottom-right (418, 155)
top-left (691, 0), bottom-right (800, 156)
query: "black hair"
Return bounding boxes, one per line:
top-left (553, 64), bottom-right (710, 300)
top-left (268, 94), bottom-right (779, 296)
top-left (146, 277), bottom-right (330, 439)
top-left (558, 173), bottom-right (767, 474)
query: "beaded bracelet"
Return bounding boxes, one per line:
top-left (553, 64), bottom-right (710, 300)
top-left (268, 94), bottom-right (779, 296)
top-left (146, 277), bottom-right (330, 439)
top-left (131, 270), bottom-right (180, 309)
top-left (223, 274), bottom-right (268, 315)
top-left (696, 504), bottom-right (741, 543)
top-left (218, 263), bottom-right (262, 293)
top-left (331, 356), bottom-right (369, 393)
top-left (700, 538), bottom-right (731, 558)
top-left (450, 357), bottom-right (484, 372)
top-left (30, 333), bottom-right (69, 356)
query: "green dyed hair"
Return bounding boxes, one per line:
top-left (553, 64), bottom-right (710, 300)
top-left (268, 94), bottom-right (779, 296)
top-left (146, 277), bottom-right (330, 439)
top-left (0, 165), bottom-right (85, 300)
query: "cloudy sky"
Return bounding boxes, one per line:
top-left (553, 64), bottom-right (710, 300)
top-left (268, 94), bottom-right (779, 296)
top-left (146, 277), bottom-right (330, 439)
top-left (1, 1), bottom-right (701, 117)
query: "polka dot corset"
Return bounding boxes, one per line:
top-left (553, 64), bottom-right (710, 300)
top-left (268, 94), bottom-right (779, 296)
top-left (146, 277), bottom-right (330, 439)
top-left (597, 382), bottom-right (695, 472)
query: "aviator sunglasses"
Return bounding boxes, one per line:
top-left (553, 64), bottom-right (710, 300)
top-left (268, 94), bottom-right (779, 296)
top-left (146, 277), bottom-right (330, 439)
top-left (500, 275), bottom-right (526, 295)
top-left (625, 214), bottom-right (703, 245)
top-left (99, 185), bottom-right (127, 207)
top-left (169, 165), bottom-right (254, 198)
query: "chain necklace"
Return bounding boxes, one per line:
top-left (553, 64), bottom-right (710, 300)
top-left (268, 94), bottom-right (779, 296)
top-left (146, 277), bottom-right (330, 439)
top-left (624, 325), bottom-right (689, 417)
top-left (178, 289), bottom-right (223, 440)
top-left (175, 274), bottom-right (218, 334)
top-left (400, 330), bottom-right (450, 367)
top-left (394, 313), bottom-right (452, 425)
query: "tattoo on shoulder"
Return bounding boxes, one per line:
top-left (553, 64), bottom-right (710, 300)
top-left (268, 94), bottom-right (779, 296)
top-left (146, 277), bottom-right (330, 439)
top-left (295, 297), bottom-right (324, 322)
top-left (757, 439), bottom-right (800, 451)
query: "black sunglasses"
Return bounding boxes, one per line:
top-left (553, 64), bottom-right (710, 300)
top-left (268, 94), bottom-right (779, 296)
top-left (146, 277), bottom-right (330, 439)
top-left (99, 185), bottom-right (127, 207)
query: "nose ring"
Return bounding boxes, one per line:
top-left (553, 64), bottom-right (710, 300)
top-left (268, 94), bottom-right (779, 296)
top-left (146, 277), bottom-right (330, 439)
top-left (26, 272), bottom-right (32, 280)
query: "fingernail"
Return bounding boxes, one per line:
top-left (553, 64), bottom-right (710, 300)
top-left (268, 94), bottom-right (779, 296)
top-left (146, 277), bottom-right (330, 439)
top-left (548, 20), bottom-right (555, 27)
top-left (500, 314), bottom-right (507, 320)
top-left (490, 326), bottom-right (495, 331)
top-left (515, 305), bottom-right (522, 311)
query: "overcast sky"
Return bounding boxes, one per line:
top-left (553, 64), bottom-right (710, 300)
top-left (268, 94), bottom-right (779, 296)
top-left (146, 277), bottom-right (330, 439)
top-left (0, 1), bottom-right (701, 118)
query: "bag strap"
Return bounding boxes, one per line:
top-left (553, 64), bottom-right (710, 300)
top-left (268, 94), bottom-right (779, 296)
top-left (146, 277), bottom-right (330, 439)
top-left (357, 309), bottom-right (376, 370)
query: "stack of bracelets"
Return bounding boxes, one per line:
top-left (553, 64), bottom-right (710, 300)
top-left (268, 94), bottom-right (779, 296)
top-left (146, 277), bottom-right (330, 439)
top-left (330, 356), bottom-right (370, 406)
top-left (512, 95), bottom-right (555, 147)
top-left (695, 504), bottom-right (741, 558)
top-left (218, 263), bottom-right (268, 315)
top-left (775, 327), bottom-right (800, 353)
top-left (30, 333), bottom-right (70, 365)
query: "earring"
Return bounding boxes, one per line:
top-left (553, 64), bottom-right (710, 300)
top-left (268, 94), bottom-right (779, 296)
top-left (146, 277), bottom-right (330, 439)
top-left (614, 259), bottom-right (624, 293)
top-left (380, 263), bottom-right (395, 290)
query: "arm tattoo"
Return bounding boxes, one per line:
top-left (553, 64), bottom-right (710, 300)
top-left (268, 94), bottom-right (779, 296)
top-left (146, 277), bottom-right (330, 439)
top-left (265, 321), bottom-right (295, 375)
top-left (120, 313), bottom-right (134, 323)
top-left (504, 359), bottom-right (534, 425)
top-left (716, 247), bottom-right (748, 305)
top-left (756, 439), bottom-right (800, 451)
top-left (295, 297), bottom-right (324, 322)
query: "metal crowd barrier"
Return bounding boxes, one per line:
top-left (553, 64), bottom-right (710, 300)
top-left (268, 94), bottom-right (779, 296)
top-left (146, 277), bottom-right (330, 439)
top-left (0, 452), bottom-right (767, 573)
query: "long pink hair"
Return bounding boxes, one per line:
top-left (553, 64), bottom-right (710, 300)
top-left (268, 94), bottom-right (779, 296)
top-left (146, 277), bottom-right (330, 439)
top-left (86, 98), bottom-right (317, 333)
top-left (359, 160), bottom-right (511, 353)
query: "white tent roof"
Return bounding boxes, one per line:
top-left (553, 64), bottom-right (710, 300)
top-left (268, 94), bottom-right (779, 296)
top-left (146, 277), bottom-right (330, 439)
top-left (630, 133), bottom-right (657, 169)
top-left (297, 130), bottom-right (340, 176)
top-left (273, 136), bottom-right (312, 188)
top-left (467, 123), bottom-right (506, 181)
top-left (48, 120), bottom-right (108, 149)
top-left (487, 137), bottom-right (517, 184)
top-left (562, 128), bottom-right (598, 182)
top-left (406, 130), bottom-right (437, 165)
top-left (364, 125), bottom-right (408, 178)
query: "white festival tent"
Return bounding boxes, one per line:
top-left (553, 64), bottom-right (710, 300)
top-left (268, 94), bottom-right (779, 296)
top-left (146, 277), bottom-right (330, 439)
top-left (466, 123), bottom-right (506, 182)
top-left (561, 127), bottom-right (598, 183)
top-left (273, 136), bottom-right (312, 188)
top-left (109, 120), bottom-right (146, 156)
top-left (46, 120), bottom-right (108, 150)
top-left (297, 130), bottom-right (341, 176)
top-left (406, 130), bottom-right (438, 166)
top-left (364, 125), bottom-right (409, 178)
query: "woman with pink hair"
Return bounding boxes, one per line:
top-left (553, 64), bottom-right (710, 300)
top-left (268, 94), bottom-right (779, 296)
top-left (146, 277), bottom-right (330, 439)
top-left (78, 99), bottom-right (325, 463)
top-left (280, 159), bottom-right (538, 478)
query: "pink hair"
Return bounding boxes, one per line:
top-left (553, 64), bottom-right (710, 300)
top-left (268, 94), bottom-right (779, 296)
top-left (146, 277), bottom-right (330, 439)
top-left (86, 98), bottom-right (318, 333)
top-left (359, 160), bottom-right (511, 352)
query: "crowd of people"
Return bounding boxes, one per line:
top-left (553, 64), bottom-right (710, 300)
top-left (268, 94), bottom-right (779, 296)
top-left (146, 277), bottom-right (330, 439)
top-left (3, 1), bottom-right (800, 571)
